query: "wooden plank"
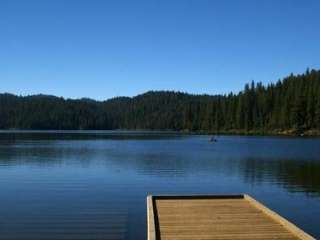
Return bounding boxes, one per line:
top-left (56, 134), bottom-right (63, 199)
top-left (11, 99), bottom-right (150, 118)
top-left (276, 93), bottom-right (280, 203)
top-left (147, 195), bottom-right (156, 240)
top-left (147, 194), bottom-right (315, 240)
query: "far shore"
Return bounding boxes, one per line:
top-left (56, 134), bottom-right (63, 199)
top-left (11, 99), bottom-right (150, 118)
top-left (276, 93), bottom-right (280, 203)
top-left (0, 128), bottom-right (320, 137)
top-left (192, 128), bottom-right (320, 137)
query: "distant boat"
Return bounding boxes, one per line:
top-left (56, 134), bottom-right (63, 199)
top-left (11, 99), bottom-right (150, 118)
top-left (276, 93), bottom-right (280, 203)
top-left (209, 136), bottom-right (217, 142)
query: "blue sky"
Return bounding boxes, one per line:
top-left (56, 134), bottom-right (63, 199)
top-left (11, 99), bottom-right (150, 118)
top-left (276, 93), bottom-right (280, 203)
top-left (1, 0), bottom-right (320, 100)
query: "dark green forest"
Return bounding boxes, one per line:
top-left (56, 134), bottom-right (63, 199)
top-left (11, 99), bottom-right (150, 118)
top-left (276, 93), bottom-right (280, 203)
top-left (1, 69), bottom-right (320, 134)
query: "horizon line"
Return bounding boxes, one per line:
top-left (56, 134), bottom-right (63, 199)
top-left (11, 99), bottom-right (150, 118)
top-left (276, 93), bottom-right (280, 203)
top-left (1, 68), bottom-right (316, 102)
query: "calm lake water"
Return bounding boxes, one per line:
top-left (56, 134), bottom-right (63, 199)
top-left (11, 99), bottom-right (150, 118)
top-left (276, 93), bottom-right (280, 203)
top-left (0, 131), bottom-right (319, 239)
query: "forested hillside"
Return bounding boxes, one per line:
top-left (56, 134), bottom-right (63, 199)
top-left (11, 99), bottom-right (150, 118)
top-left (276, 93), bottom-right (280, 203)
top-left (1, 69), bottom-right (320, 134)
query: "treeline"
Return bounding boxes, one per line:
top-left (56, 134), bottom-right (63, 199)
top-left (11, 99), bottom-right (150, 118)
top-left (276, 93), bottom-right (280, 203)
top-left (1, 69), bottom-right (320, 134)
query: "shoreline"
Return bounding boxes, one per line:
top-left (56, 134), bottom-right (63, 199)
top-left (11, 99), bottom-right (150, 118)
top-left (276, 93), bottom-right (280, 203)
top-left (0, 128), bottom-right (320, 137)
top-left (193, 129), bottom-right (320, 137)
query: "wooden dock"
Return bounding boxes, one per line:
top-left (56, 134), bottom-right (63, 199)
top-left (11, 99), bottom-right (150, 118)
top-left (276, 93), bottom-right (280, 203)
top-left (147, 194), bottom-right (315, 240)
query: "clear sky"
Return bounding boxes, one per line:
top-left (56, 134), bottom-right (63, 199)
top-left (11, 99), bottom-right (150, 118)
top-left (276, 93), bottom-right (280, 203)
top-left (1, 0), bottom-right (320, 100)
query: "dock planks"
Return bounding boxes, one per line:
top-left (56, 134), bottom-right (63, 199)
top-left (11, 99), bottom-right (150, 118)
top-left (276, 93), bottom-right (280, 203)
top-left (147, 194), bottom-right (314, 240)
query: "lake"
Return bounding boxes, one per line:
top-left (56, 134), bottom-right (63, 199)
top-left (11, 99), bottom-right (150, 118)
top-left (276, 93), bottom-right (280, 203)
top-left (0, 131), bottom-right (319, 239)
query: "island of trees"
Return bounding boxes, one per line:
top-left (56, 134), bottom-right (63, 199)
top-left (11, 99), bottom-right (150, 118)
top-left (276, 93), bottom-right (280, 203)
top-left (1, 69), bottom-right (320, 135)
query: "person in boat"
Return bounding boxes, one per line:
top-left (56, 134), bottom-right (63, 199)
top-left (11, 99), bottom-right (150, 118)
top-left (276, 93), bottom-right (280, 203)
top-left (210, 136), bottom-right (217, 142)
